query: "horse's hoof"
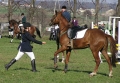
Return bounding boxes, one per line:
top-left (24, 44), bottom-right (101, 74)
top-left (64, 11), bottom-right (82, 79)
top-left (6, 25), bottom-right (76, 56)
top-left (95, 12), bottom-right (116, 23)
top-left (64, 69), bottom-right (67, 73)
top-left (89, 72), bottom-right (96, 77)
top-left (109, 74), bottom-right (113, 77)
top-left (109, 71), bottom-right (113, 77)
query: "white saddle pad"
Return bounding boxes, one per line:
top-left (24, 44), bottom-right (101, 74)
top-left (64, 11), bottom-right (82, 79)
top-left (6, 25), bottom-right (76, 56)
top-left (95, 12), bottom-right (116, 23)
top-left (73, 29), bottom-right (87, 39)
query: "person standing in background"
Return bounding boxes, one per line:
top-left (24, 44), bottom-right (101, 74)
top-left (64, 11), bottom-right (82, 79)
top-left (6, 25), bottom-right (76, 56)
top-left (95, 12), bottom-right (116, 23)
top-left (72, 17), bottom-right (78, 26)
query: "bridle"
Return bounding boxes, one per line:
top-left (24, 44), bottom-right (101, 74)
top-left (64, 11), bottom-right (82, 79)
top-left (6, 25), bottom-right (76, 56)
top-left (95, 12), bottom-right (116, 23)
top-left (51, 13), bottom-right (68, 37)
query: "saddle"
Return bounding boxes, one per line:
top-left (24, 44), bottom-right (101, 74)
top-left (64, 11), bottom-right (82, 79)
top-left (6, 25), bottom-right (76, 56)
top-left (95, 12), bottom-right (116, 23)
top-left (67, 24), bottom-right (88, 39)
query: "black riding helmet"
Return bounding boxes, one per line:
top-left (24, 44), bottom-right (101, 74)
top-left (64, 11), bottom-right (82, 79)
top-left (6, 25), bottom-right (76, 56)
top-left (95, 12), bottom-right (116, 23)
top-left (21, 13), bottom-right (24, 16)
top-left (61, 6), bottom-right (67, 9)
top-left (23, 22), bottom-right (31, 29)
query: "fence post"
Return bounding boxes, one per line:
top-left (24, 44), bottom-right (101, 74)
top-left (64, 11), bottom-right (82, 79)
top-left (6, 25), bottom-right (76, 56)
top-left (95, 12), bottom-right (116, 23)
top-left (116, 21), bottom-right (120, 64)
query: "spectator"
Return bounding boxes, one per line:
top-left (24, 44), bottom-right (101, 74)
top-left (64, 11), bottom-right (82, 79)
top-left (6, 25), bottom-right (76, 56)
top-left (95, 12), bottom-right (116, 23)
top-left (49, 27), bottom-right (55, 40)
top-left (93, 23), bottom-right (98, 29)
top-left (72, 17), bottom-right (78, 26)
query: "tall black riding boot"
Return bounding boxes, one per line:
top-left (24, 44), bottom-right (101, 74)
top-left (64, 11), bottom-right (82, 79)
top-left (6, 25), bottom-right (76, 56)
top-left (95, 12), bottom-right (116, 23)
top-left (31, 59), bottom-right (37, 72)
top-left (5, 59), bottom-right (16, 70)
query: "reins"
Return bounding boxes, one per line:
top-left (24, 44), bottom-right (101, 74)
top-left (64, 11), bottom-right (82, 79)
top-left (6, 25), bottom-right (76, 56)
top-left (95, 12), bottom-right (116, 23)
top-left (59, 20), bottom-right (69, 37)
top-left (60, 30), bottom-right (67, 37)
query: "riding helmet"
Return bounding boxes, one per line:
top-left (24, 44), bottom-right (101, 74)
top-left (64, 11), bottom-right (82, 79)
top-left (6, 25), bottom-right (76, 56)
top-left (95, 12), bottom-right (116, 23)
top-left (61, 6), bottom-right (67, 9)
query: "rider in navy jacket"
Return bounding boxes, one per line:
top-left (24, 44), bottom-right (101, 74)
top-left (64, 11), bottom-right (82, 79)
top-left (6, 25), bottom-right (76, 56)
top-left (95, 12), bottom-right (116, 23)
top-left (61, 6), bottom-right (71, 22)
top-left (5, 23), bottom-right (46, 72)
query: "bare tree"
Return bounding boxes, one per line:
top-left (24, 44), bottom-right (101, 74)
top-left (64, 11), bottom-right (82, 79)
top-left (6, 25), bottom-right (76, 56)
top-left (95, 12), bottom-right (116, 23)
top-left (83, 10), bottom-right (92, 19)
top-left (116, 0), bottom-right (120, 17)
top-left (7, 0), bottom-right (22, 21)
top-left (92, 0), bottom-right (106, 25)
top-left (67, 0), bottom-right (77, 17)
top-left (8, 0), bottom-right (14, 21)
top-left (29, 0), bottom-right (36, 23)
top-left (94, 0), bottom-right (100, 25)
top-left (73, 0), bottom-right (77, 17)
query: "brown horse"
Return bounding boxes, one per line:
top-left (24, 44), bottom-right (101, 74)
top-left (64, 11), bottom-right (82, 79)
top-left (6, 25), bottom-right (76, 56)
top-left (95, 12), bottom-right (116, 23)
top-left (49, 11), bottom-right (117, 77)
top-left (9, 19), bottom-right (41, 42)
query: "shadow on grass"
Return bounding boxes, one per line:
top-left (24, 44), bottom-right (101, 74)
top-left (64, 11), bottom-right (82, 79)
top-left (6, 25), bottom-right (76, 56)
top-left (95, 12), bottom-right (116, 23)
top-left (45, 67), bottom-right (108, 76)
top-left (50, 58), bottom-right (108, 76)
top-left (14, 67), bottom-right (30, 71)
top-left (13, 67), bottom-right (40, 72)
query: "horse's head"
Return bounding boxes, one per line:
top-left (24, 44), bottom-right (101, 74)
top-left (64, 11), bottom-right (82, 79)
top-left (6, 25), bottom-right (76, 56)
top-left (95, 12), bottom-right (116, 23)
top-left (49, 10), bottom-right (64, 26)
top-left (9, 19), bottom-right (19, 28)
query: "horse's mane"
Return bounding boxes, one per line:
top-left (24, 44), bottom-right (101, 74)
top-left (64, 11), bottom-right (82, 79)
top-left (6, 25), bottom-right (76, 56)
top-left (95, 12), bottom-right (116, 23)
top-left (56, 11), bottom-right (71, 29)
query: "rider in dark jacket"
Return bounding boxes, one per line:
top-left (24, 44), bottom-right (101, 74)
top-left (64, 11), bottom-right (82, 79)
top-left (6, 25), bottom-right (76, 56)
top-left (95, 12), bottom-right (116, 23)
top-left (61, 6), bottom-right (71, 22)
top-left (5, 23), bottom-right (46, 72)
top-left (21, 13), bottom-right (26, 23)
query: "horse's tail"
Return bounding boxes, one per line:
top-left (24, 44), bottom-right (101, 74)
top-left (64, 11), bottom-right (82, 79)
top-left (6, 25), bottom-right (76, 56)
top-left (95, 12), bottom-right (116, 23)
top-left (35, 27), bottom-right (42, 38)
top-left (106, 34), bottom-right (117, 67)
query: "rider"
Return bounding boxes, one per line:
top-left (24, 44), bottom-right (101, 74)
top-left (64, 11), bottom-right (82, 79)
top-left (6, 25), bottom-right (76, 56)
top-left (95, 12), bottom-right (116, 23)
top-left (61, 6), bottom-right (71, 46)
top-left (19, 13), bottom-right (27, 31)
top-left (61, 6), bottom-right (71, 22)
top-left (21, 13), bottom-right (26, 24)
top-left (72, 17), bottom-right (78, 26)
top-left (5, 25), bottom-right (46, 72)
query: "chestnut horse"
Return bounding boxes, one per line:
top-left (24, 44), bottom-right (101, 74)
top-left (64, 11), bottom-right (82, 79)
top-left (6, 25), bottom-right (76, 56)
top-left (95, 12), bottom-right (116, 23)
top-left (9, 19), bottom-right (41, 42)
top-left (49, 11), bottom-right (117, 77)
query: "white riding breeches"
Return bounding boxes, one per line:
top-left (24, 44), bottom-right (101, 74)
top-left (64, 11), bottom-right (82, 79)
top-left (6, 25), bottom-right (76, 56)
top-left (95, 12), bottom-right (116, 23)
top-left (15, 50), bottom-right (35, 61)
top-left (19, 24), bottom-right (23, 27)
top-left (9, 31), bottom-right (13, 35)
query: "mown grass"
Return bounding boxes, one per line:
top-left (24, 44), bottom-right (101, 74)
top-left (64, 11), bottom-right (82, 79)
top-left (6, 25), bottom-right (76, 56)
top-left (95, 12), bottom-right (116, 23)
top-left (0, 36), bottom-right (120, 83)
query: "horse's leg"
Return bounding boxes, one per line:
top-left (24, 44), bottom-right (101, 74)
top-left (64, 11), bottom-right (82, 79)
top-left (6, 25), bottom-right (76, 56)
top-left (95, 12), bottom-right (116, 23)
top-left (64, 48), bottom-right (71, 73)
top-left (90, 50), bottom-right (101, 77)
top-left (54, 46), bottom-right (67, 70)
top-left (10, 33), bottom-right (14, 43)
top-left (99, 51), bottom-right (103, 63)
top-left (56, 38), bottom-right (60, 62)
top-left (101, 50), bottom-right (113, 77)
top-left (57, 51), bottom-right (65, 63)
top-left (62, 51), bottom-right (65, 63)
top-left (10, 32), bottom-right (16, 43)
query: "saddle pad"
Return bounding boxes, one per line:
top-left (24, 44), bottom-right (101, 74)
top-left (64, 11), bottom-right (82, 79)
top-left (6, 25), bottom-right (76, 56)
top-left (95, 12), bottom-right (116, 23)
top-left (73, 29), bottom-right (87, 39)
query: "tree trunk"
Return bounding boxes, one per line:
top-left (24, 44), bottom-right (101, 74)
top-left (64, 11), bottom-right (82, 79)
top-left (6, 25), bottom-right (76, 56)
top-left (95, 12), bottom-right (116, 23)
top-left (95, 0), bottom-right (99, 25)
top-left (73, 0), bottom-right (77, 18)
top-left (116, 0), bottom-right (120, 22)
top-left (8, 0), bottom-right (13, 21)
top-left (29, 0), bottom-right (35, 23)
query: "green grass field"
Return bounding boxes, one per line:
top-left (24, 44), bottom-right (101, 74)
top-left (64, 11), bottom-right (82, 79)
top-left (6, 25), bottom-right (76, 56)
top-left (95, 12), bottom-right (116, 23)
top-left (0, 36), bottom-right (120, 83)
